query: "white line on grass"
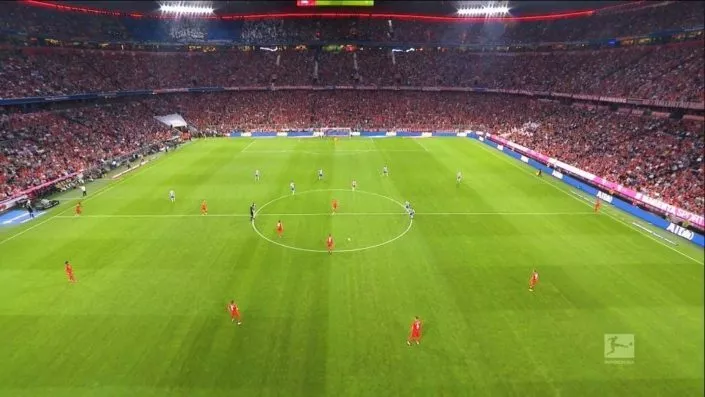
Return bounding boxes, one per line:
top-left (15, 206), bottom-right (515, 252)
top-left (418, 212), bottom-right (594, 216)
top-left (251, 188), bottom-right (414, 253)
top-left (240, 140), bottom-right (256, 153)
top-left (0, 166), bottom-right (145, 246)
top-left (473, 141), bottom-right (704, 265)
top-left (243, 149), bottom-right (425, 154)
top-left (0, 139), bottom-right (253, 246)
top-left (413, 139), bottom-right (431, 153)
top-left (54, 211), bottom-right (595, 219)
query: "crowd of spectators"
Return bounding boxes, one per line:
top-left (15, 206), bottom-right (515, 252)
top-left (0, 2), bottom-right (702, 218)
top-left (0, 101), bottom-right (172, 200)
top-left (167, 91), bottom-right (705, 214)
top-left (494, 106), bottom-right (705, 215)
top-left (0, 2), bottom-right (131, 41)
top-left (1, 41), bottom-right (703, 103)
top-left (0, 1), bottom-right (702, 44)
top-left (4, 92), bottom-right (700, 213)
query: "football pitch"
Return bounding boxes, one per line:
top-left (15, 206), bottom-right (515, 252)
top-left (0, 137), bottom-right (703, 397)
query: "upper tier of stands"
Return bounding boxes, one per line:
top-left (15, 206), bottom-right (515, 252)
top-left (0, 1), bottom-right (702, 44)
top-left (1, 42), bottom-right (702, 103)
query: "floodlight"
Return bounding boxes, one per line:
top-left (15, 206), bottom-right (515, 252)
top-left (457, 3), bottom-right (510, 16)
top-left (160, 3), bottom-right (214, 15)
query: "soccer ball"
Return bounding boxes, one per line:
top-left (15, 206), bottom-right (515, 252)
top-left (347, 237), bottom-right (352, 241)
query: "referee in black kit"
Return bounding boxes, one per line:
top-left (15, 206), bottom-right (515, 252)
top-left (250, 203), bottom-right (256, 222)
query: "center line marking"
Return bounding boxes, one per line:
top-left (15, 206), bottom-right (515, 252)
top-left (55, 211), bottom-right (595, 219)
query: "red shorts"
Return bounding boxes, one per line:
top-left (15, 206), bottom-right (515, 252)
top-left (230, 311), bottom-right (240, 318)
top-left (410, 331), bottom-right (421, 339)
top-left (277, 228), bottom-right (283, 233)
top-left (327, 244), bottom-right (333, 249)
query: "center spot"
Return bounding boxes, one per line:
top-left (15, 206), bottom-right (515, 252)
top-left (252, 189), bottom-right (412, 253)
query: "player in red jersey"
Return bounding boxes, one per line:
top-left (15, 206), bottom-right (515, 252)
top-left (74, 202), bottom-right (82, 216)
top-left (332, 199), bottom-right (338, 214)
top-left (594, 197), bottom-right (601, 213)
top-left (326, 234), bottom-right (334, 255)
top-left (529, 269), bottom-right (539, 292)
top-left (65, 260), bottom-right (76, 283)
top-left (276, 220), bottom-right (284, 238)
top-left (201, 199), bottom-right (208, 215)
top-left (407, 316), bottom-right (422, 345)
top-left (227, 300), bottom-right (242, 325)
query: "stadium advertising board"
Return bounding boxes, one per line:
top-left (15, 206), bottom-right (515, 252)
top-left (474, 135), bottom-right (705, 247)
top-left (0, 195), bottom-right (28, 212)
top-left (666, 223), bottom-right (695, 241)
top-left (488, 135), bottom-right (705, 230)
top-left (596, 191), bottom-right (614, 204)
top-left (0, 172), bottom-right (82, 212)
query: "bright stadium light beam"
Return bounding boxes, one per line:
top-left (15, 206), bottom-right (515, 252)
top-left (457, 2), bottom-right (510, 16)
top-left (160, 2), bottom-right (214, 15)
top-left (457, 6), bottom-right (510, 16)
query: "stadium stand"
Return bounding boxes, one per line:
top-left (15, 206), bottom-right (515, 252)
top-left (0, 101), bottom-right (171, 200)
top-left (2, 92), bottom-right (702, 214)
top-left (0, 0), bottom-right (703, 216)
top-left (1, 43), bottom-right (703, 103)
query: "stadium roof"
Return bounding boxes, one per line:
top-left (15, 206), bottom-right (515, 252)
top-left (29, 1), bottom-right (630, 19)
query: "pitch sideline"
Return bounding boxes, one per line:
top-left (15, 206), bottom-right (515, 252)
top-left (473, 140), bottom-right (704, 265)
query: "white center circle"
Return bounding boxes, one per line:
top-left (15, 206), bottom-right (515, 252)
top-left (251, 189), bottom-right (413, 253)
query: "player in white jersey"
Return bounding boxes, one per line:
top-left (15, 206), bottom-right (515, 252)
top-left (408, 207), bottom-right (415, 220)
top-left (318, 169), bottom-right (324, 181)
top-left (456, 171), bottom-right (462, 185)
top-left (255, 169), bottom-right (260, 181)
top-left (405, 201), bottom-right (411, 213)
top-left (383, 166), bottom-right (388, 177)
top-left (351, 179), bottom-right (357, 191)
top-left (290, 181), bottom-right (296, 195)
top-left (169, 190), bottom-right (175, 203)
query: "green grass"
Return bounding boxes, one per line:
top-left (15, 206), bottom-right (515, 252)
top-left (0, 137), bottom-right (702, 397)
